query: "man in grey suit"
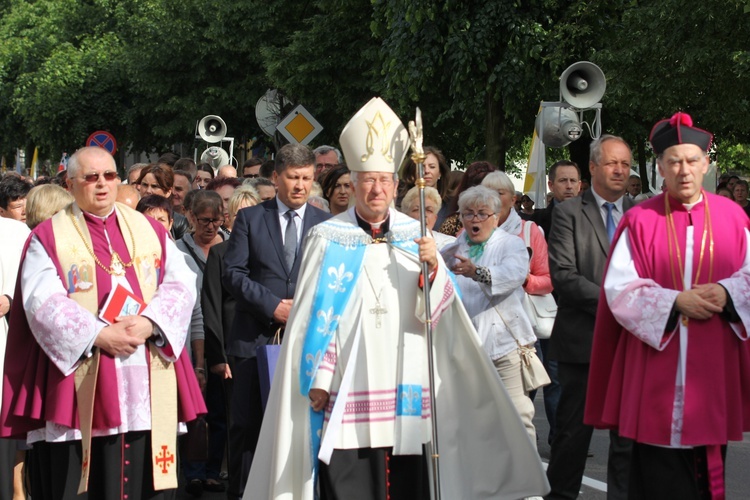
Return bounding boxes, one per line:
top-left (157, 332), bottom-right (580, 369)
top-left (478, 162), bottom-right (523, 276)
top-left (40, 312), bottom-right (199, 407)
top-left (545, 135), bottom-right (634, 500)
top-left (222, 144), bottom-right (331, 499)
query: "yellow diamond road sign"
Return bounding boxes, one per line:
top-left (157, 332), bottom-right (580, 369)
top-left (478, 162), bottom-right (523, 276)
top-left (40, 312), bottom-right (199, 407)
top-left (277, 105), bottom-right (323, 145)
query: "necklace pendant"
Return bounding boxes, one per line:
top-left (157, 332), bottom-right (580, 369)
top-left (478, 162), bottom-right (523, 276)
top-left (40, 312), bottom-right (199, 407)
top-left (110, 252), bottom-right (125, 276)
top-left (370, 301), bottom-right (388, 328)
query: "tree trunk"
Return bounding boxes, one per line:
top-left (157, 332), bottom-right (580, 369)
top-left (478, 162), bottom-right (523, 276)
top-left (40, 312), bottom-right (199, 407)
top-left (568, 137), bottom-right (592, 182)
top-left (636, 137), bottom-right (649, 192)
top-left (485, 92), bottom-right (506, 170)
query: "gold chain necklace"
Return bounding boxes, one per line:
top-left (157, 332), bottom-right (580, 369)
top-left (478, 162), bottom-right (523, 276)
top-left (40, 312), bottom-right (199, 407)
top-left (71, 210), bottom-right (137, 277)
top-left (665, 192), bottom-right (714, 326)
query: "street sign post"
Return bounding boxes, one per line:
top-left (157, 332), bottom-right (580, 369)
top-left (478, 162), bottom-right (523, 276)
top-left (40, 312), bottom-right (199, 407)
top-left (86, 131), bottom-right (117, 155)
top-left (276, 105), bottom-right (323, 145)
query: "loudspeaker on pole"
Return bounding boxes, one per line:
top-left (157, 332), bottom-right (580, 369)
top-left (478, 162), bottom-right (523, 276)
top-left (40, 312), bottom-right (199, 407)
top-left (197, 115), bottom-right (227, 144)
top-left (559, 61), bottom-right (606, 109)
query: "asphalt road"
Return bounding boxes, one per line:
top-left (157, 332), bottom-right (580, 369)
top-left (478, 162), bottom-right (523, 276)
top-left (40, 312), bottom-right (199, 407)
top-left (176, 396), bottom-right (750, 499)
top-left (532, 396), bottom-right (750, 499)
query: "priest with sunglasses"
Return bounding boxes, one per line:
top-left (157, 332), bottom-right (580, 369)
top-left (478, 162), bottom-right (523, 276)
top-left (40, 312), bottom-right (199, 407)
top-left (1, 146), bottom-right (206, 499)
top-left (585, 113), bottom-right (750, 499)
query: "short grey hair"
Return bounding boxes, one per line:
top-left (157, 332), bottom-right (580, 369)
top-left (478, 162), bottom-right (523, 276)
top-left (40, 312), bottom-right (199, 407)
top-left (401, 186), bottom-right (442, 214)
top-left (275, 144), bottom-right (316, 174)
top-left (481, 171), bottom-right (515, 194)
top-left (244, 177), bottom-right (275, 189)
top-left (68, 147), bottom-right (116, 177)
top-left (590, 134), bottom-right (631, 166)
top-left (313, 145), bottom-right (343, 163)
top-left (127, 163), bottom-right (148, 178)
top-left (457, 185), bottom-right (502, 214)
top-left (174, 169), bottom-right (194, 184)
top-left (307, 195), bottom-right (330, 212)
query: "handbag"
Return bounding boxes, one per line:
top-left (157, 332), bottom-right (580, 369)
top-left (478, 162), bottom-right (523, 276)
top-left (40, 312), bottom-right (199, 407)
top-left (521, 221), bottom-right (557, 339)
top-left (516, 341), bottom-right (551, 392)
top-left (481, 286), bottom-right (551, 392)
top-left (256, 328), bottom-right (283, 410)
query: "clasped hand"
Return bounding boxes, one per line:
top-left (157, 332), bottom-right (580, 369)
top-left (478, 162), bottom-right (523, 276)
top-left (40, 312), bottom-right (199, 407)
top-left (675, 283), bottom-right (727, 320)
top-left (94, 315), bottom-right (153, 356)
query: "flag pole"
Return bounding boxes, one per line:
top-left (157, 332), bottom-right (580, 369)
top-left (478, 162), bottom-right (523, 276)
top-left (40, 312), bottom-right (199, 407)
top-left (408, 108), bottom-right (441, 500)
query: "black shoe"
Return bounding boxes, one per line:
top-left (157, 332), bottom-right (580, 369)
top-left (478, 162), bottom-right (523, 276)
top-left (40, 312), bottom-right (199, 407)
top-left (186, 479), bottom-right (203, 497)
top-left (204, 479), bottom-right (226, 493)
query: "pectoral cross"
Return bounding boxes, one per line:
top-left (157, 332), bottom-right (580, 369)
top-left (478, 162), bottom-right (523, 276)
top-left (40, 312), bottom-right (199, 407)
top-left (370, 302), bottom-right (388, 328)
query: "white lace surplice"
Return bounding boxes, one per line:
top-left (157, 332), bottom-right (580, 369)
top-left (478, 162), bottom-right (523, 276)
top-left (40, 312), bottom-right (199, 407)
top-left (22, 236), bottom-right (195, 443)
top-left (605, 227), bottom-right (750, 447)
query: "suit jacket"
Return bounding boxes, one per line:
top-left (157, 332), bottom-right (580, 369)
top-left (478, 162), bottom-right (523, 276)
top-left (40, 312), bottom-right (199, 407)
top-left (531, 202), bottom-right (555, 241)
top-left (547, 189), bottom-right (633, 364)
top-left (222, 198), bottom-right (331, 358)
top-left (202, 241), bottom-right (233, 368)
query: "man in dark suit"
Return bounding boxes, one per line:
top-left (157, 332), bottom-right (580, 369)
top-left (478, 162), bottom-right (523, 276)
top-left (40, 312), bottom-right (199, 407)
top-left (527, 160), bottom-right (582, 447)
top-left (545, 135), bottom-right (634, 500)
top-left (222, 144), bottom-right (331, 499)
top-left (532, 160), bottom-right (581, 240)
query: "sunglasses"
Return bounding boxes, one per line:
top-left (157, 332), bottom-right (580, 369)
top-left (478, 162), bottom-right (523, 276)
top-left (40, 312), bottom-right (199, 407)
top-left (80, 171), bottom-right (118, 183)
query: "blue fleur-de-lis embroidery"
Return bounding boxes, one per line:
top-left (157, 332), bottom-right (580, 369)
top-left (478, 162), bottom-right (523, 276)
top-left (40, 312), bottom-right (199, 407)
top-left (316, 307), bottom-right (340, 337)
top-left (305, 350), bottom-right (323, 378)
top-left (396, 384), bottom-right (422, 416)
top-left (327, 263), bottom-right (353, 293)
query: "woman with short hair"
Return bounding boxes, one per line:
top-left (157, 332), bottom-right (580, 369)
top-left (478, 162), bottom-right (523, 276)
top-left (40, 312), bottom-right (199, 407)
top-left (319, 165), bottom-right (352, 216)
top-left (441, 185), bottom-right (537, 444)
top-left (400, 185), bottom-right (456, 250)
top-left (25, 184), bottom-right (74, 229)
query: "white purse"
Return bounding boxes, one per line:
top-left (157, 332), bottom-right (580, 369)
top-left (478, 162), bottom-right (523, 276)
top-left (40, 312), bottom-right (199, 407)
top-left (521, 221), bottom-right (557, 339)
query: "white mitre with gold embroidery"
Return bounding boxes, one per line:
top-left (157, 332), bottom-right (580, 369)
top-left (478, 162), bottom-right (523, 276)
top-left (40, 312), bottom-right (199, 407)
top-left (339, 97), bottom-right (411, 173)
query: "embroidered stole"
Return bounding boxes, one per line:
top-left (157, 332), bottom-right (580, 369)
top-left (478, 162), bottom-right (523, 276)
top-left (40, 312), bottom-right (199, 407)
top-left (300, 213), bottom-right (427, 479)
top-left (52, 204), bottom-right (178, 492)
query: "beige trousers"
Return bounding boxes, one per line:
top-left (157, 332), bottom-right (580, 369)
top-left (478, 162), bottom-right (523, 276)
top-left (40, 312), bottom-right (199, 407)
top-left (493, 349), bottom-right (536, 445)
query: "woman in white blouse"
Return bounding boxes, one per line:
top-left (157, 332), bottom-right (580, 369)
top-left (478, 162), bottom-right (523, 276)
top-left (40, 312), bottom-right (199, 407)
top-left (441, 185), bottom-right (537, 444)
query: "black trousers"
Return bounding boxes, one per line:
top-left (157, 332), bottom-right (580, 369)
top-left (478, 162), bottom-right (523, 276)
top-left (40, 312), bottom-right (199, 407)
top-left (319, 448), bottom-right (429, 500)
top-left (29, 431), bottom-right (175, 500)
top-left (227, 356), bottom-right (264, 499)
top-left (0, 437), bottom-right (16, 500)
top-left (629, 442), bottom-right (726, 500)
top-left (546, 362), bottom-right (632, 500)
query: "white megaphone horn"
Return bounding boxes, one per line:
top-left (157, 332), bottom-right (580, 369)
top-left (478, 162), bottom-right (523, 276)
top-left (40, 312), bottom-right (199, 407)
top-left (197, 115), bottom-right (227, 144)
top-left (560, 61), bottom-right (606, 109)
top-left (200, 146), bottom-right (229, 170)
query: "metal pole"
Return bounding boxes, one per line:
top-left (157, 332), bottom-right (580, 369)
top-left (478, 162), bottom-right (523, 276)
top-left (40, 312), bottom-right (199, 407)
top-left (408, 109), bottom-right (441, 500)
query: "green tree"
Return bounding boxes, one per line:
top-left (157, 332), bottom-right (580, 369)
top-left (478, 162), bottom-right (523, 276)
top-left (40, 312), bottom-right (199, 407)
top-left (261, 0), bottom-right (384, 146)
top-left (593, 0), bottom-right (750, 187)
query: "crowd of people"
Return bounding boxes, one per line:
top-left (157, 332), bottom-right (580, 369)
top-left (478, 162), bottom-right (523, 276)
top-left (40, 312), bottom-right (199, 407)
top-left (0, 102), bottom-right (747, 500)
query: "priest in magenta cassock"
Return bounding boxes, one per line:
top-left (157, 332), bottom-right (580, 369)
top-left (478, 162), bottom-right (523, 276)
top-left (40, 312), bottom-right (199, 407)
top-left (585, 113), bottom-right (750, 499)
top-left (243, 97), bottom-right (549, 500)
top-left (1, 146), bottom-right (206, 499)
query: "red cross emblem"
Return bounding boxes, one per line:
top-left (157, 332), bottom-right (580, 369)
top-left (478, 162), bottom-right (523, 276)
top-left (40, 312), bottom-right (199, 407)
top-left (155, 445), bottom-right (174, 474)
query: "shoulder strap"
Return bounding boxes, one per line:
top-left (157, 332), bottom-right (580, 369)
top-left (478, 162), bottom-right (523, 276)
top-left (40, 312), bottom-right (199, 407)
top-left (522, 220), bottom-right (532, 247)
top-left (182, 241), bottom-right (206, 274)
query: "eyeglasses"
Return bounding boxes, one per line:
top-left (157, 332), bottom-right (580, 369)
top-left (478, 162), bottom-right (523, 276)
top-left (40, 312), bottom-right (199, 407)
top-left (316, 163), bottom-right (336, 171)
top-left (359, 177), bottom-right (395, 187)
top-left (80, 171), bottom-right (118, 183)
top-left (244, 174), bottom-right (260, 179)
top-left (461, 212), bottom-right (495, 222)
top-left (195, 217), bottom-right (225, 227)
